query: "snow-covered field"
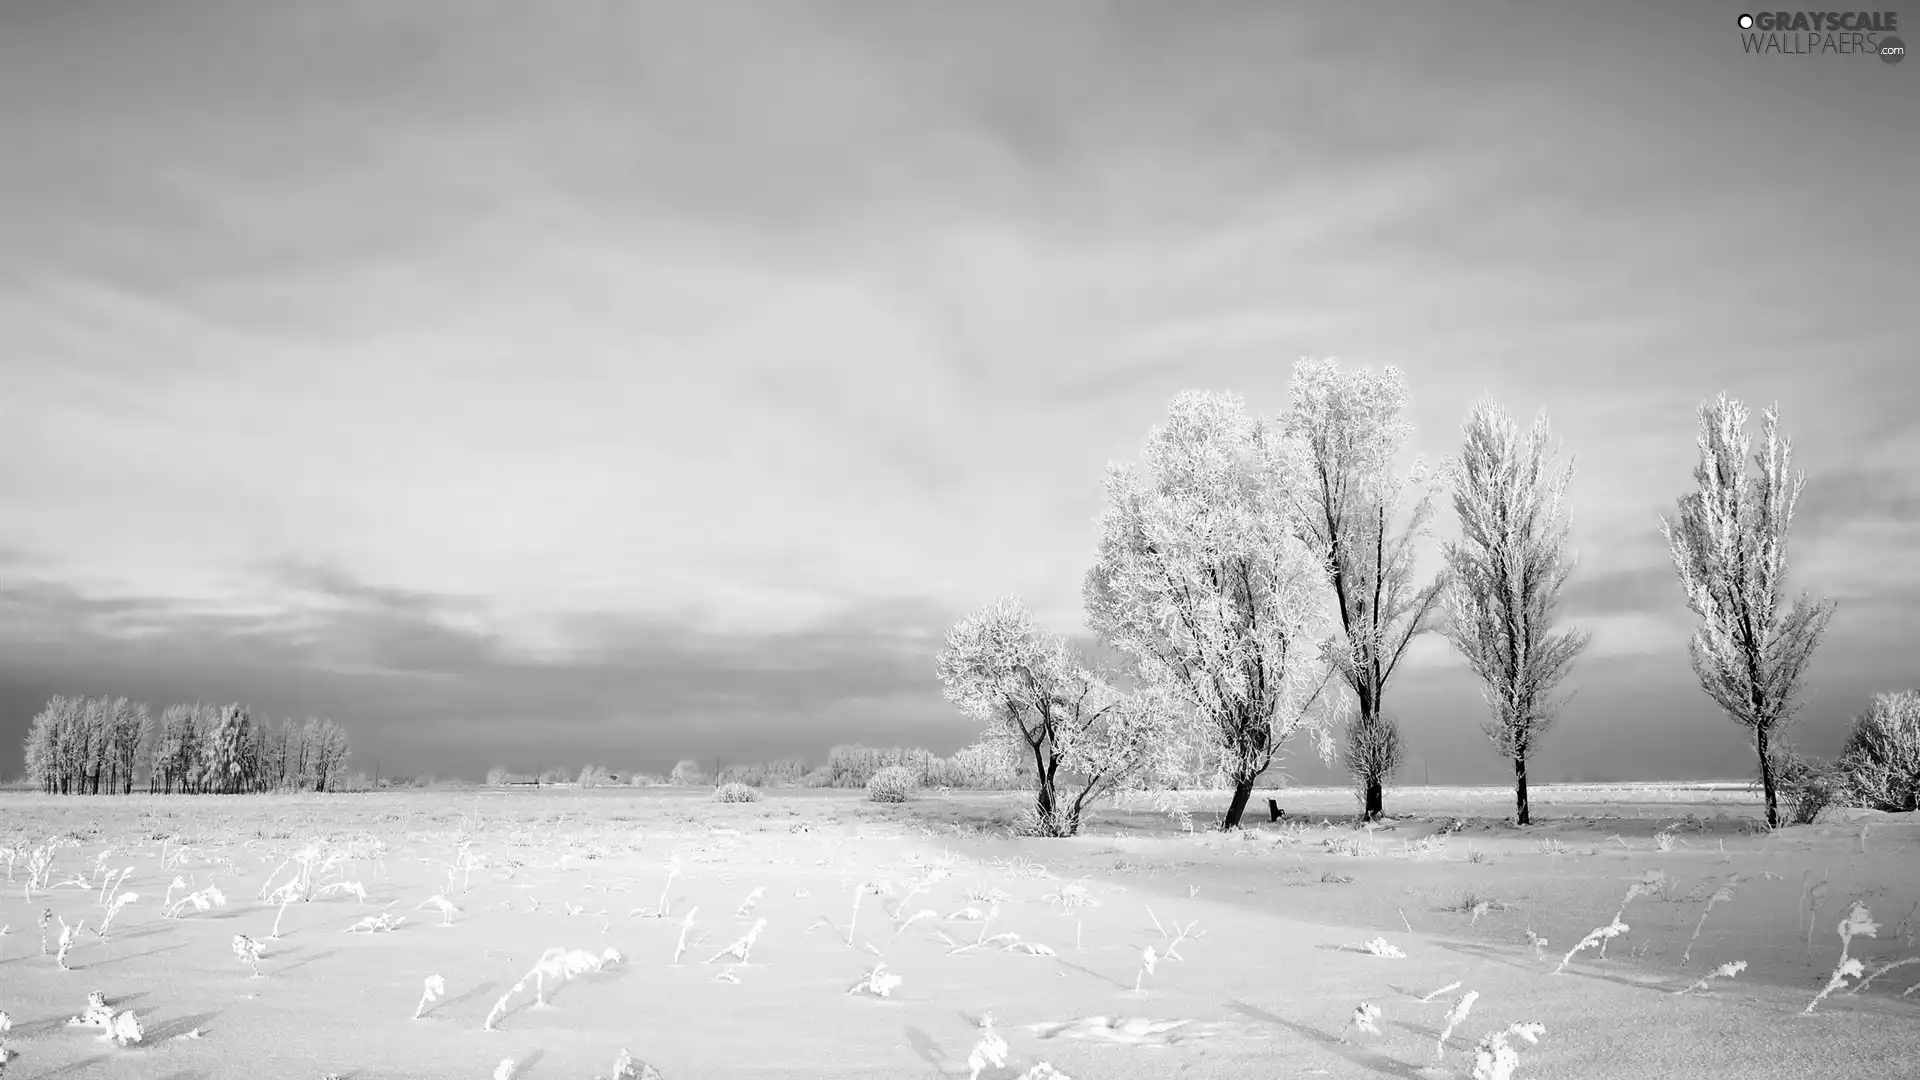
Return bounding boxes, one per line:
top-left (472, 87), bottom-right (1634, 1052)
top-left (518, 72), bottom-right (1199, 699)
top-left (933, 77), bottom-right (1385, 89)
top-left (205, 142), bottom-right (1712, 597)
top-left (2, 786), bottom-right (1917, 1080)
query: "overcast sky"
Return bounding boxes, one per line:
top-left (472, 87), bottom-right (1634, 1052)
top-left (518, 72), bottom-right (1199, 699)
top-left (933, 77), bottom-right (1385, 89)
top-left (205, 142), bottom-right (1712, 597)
top-left (1, 2), bottom-right (1914, 784)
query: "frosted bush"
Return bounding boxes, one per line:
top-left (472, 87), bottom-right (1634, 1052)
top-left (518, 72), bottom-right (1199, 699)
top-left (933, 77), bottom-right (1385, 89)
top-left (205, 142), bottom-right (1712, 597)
top-left (867, 767), bottom-right (917, 803)
top-left (714, 783), bottom-right (761, 804)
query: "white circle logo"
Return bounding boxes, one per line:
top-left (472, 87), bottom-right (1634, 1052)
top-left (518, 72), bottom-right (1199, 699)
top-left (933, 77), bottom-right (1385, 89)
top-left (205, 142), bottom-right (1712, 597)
top-left (1738, 13), bottom-right (1755, 28)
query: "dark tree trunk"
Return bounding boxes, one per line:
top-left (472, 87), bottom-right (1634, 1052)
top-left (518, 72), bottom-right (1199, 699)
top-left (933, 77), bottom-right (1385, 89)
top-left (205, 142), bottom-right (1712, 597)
top-left (1513, 754), bottom-right (1531, 826)
top-left (1222, 780), bottom-right (1254, 830)
top-left (1030, 742), bottom-right (1057, 832)
top-left (1363, 779), bottom-right (1384, 821)
top-left (1756, 728), bottom-right (1779, 828)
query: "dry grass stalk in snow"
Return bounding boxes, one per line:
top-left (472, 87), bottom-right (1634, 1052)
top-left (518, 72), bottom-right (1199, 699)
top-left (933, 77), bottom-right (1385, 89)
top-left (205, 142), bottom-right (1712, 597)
top-left (1133, 945), bottom-right (1159, 991)
top-left (1675, 960), bottom-right (1747, 995)
top-left (1419, 979), bottom-right (1463, 1003)
top-left (1850, 955), bottom-right (1920, 995)
top-left (416, 894), bottom-right (458, 926)
top-left (1471, 1021), bottom-right (1544, 1080)
top-left (1435, 990), bottom-right (1479, 1060)
top-left (1359, 937), bottom-right (1406, 958)
top-left (1805, 903), bottom-right (1878, 1014)
top-left (485, 945), bottom-right (624, 1030)
top-left (671, 908), bottom-right (698, 965)
top-left (95, 866), bottom-right (133, 909)
top-left (967, 1014), bottom-right (1010, 1080)
top-left (414, 974), bottom-right (446, 1019)
top-left (345, 913), bottom-right (405, 933)
top-left (494, 1058), bottom-right (515, 1080)
top-left (313, 880), bottom-right (368, 904)
top-left (165, 883), bottom-right (227, 918)
top-left (707, 918), bottom-right (767, 964)
top-left (1555, 917), bottom-right (1628, 974)
top-left (1681, 875), bottom-right (1744, 966)
top-left (97, 892), bottom-right (137, 937)
top-left (734, 886), bottom-right (765, 918)
top-left (847, 960), bottom-right (902, 998)
top-left (232, 933), bottom-right (264, 976)
top-left (56, 915), bottom-right (83, 970)
top-left (1346, 1002), bottom-right (1382, 1040)
top-left (1601, 871), bottom-right (1667, 958)
top-left (599, 1049), bottom-right (666, 1080)
top-left (630, 858), bottom-right (682, 919)
top-left (1802, 870), bottom-right (1830, 957)
top-left (65, 991), bottom-right (143, 1045)
top-left (37, 908), bottom-right (51, 955)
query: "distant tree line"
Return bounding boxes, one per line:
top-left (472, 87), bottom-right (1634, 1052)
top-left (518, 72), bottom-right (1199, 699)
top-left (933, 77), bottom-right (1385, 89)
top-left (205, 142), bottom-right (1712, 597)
top-left (488, 743), bottom-right (1048, 791)
top-left (22, 695), bottom-right (352, 794)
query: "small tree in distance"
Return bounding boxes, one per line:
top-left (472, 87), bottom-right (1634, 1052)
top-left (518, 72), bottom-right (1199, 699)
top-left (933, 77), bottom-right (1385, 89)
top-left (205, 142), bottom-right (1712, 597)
top-left (1085, 390), bottom-right (1344, 830)
top-left (1440, 399), bottom-right (1591, 825)
top-left (1659, 395), bottom-right (1835, 829)
top-left (936, 597), bottom-right (1177, 836)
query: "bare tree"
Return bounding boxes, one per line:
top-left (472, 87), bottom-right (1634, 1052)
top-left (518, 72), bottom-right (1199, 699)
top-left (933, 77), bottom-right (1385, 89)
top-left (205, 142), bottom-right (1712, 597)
top-left (1440, 399), bottom-right (1591, 824)
top-left (937, 597), bottom-right (1178, 836)
top-left (1085, 390), bottom-right (1343, 830)
top-left (1285, 359), bottom-right (1446, 820)
top-left (1659, 395), bottom-right (1835, 829)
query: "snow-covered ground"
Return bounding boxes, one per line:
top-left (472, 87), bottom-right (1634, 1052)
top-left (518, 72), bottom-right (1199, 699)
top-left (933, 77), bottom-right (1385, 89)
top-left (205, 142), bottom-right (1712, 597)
top-left (2, 786), bottom-right (1915, 1079)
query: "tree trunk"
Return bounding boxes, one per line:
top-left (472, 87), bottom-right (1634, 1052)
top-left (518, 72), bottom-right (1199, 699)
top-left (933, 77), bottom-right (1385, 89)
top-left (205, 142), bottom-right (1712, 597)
top-left (1031, 743), bottom-right (1057, 832)
top-left (1222, 780), bottom-right (1254, 830)
top-left (1363, 779), bottom-right (1384, 821)
top-left (1756, 728), bottom-right (1779, 828)
top-left (1513, 754), bottom-right (1531, 826)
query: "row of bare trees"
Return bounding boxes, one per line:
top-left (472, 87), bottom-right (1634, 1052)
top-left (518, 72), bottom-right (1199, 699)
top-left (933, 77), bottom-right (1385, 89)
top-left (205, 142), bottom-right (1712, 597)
top-left (938, 359), bottom-right (1853, 832)
top-left (23, 696), bottom-right (352, 794)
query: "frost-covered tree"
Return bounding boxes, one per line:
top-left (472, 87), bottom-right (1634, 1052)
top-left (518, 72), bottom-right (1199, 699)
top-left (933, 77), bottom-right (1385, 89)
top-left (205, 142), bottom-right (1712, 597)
top-left (1285, 359), bottom-right (1446, 820)
top-left (1837, 691), bottom-right (1920, 813)
top-left (322, 719), bottom-right (352, 791)
top-left (937, 597), bottom-right (1179, 836)
top-left (1659, 395), bottom-right (1835, 829)
top-left (1086, 390), bottom-right (1343, 830)
top-left (1440, 400), bottom-right (1592, 825)
top-left (108, 697), bottom-right (151, 795)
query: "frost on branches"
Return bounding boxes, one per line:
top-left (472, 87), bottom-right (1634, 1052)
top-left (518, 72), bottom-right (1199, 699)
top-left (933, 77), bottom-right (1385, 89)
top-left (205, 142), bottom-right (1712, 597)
top-left (1285, 359), bottom-right (1446, 821)
top-left (1440, 399), bottom-right (1591, 826)
top-left (1085, 390), bottom-right (1343, 830)
top-left (937, 598), bottom-right (1180, 837)
top-left (1658, 395), bottom-right (1835, 829)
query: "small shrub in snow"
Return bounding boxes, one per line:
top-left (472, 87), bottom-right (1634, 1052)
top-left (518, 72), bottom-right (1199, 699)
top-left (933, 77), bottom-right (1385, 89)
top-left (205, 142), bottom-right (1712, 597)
top-left (1471, 1021), bottom-right (1544, 1080)
top-left (966, 1014), bottom-right (1009, 1080)
top-left (714, 783), bottom-right (761, 804)
top-left (866, 767), bottom-right (917, 803)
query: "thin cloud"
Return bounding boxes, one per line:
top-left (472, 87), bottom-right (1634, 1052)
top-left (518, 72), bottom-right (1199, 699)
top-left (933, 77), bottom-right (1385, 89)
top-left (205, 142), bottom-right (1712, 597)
top-left (0, 3), bottom-right (1913, 780)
